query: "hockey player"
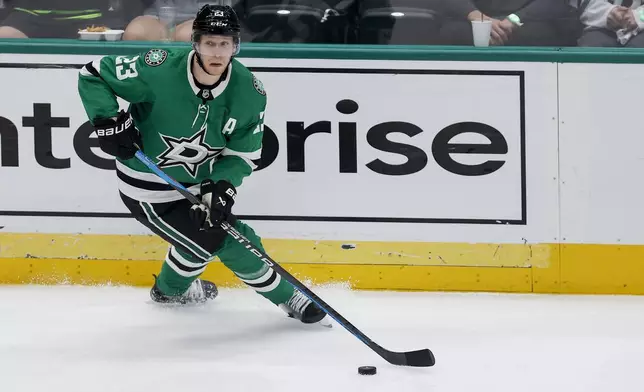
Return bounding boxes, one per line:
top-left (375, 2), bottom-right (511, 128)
top-left (77, 4), bottom-right (326, 324)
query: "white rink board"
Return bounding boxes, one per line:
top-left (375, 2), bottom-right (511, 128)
top-left (559, 63), bottom-right (644, 245)
top-left (0, 67), bottom-right (126, 214)
top-left (0, 55), bottom-right (559, 244)
top-left (245, 70), bottom-right (524, 222)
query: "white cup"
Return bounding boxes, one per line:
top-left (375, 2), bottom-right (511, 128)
top-left (471, 20), bottom-right (492, 47)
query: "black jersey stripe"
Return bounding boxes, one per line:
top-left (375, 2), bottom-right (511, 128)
top-left (242, 270), bottom-right (278, 289)
top-left (84, 61), bottom-right (101, 78)
top-left (167, 249), bottom-right (206, 273)
top-left (116, 168), bottom-right (197, 192)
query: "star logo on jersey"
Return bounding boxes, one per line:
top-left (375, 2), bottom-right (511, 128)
top-left (253, 75), bottom-right (265, 96)
top-left (144, 49), bottom-right (167, 67)
top-left (156, 129), bottom-right (222, 178)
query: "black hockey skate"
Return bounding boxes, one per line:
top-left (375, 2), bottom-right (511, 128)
top-left (279, 290), bottom-right (327, 324)
top-left (150, 275), bottom-right (218, 305)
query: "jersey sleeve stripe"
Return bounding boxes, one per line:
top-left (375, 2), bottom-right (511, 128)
top-left (80, 61), bottom-right (100, 78)
top-left (80, 66), bottom-right (92, 77)
top-left (221, 148), bottom-right (262, 170)
top-left (92, 58), bottom-right (102, 74)
top-left (222, 148), bottom-right (261, 160)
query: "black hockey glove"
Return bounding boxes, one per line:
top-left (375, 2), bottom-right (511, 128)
top-left (93, 110), bottom-right (142, 160)
top-left (189, 179), bottom-right (237, 230)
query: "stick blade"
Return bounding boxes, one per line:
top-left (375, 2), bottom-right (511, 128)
top-left (404, 348), bottom-right (435, 367)
top-left (375, 346), bottom-right (436, 367)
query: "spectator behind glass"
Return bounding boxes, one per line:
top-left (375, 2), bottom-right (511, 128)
top-left (124, 1), bottom-right (355, 44)
top-left (124, 0), bottom-right (198, 41)
top-left (124, 1), bottom-right (244, 42)
top-left (575, 0), bottom-right (644, 47)
top-left (239, 0), bottom-right (357, 44)
top-left (440, 0), bottom-right (580, 46)
top-left (0, 0), bottom-right (141, 39)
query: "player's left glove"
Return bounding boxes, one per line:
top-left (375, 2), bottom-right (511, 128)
top-left (189, 179), bottom-right (237, 230)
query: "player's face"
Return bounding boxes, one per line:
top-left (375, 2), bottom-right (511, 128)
top-left (196, 35), bottom-right (235, 74)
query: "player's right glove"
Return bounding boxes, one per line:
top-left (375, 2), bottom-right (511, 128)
top-left (92, 110), bottom-right (142, 160)
top-left (189, 179), bottom-right (237, 230)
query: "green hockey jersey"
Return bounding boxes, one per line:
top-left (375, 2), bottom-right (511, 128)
top-left (77, 47), bottom-right (267, 203)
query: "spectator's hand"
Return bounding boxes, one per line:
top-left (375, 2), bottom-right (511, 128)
top-left (490, 19), bottom-right (514, 45)
top-left (608, 6), bottom-right (629, 31)
top-left (623, 10), bottom-right (639, 31)
top-left (496, 19), bottom-right (517, 45)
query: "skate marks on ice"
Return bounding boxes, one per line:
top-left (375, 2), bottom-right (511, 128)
top-left (0, 285), bottom-right (433, 391)
top-left (2, 286), bottom-right (644, 391)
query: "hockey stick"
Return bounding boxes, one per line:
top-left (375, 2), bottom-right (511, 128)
top-left (134, 150), bottom-right (436, 367)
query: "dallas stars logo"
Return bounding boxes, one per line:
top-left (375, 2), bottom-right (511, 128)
top-left (156, 129), bottom-right (222, 178)
top-left (144, 49), bottom-right (167, 67)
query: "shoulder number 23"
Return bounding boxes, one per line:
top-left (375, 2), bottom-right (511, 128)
top-left (115, 55), bottom-right (140, 80)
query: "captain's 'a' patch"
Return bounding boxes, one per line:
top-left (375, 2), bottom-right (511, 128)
top-left (253, 75), bottom-right (265, 96)
top-left (145, 49), bottom-right (168, 67)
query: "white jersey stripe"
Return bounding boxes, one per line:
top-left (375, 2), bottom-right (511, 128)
top-left (116, 161), bottom-right (168, 184)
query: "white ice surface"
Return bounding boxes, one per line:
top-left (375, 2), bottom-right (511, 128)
top-left (1, 285), bottom-right (644, 392)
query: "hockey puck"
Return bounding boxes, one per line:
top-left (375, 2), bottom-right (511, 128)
top-left (358, 366), bottom-right (377, 375)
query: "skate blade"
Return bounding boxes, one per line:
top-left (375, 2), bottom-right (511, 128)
top-left (147, 299), bottom-right (208, 308)
top-left (319, 315), bottom-right (333, 329)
